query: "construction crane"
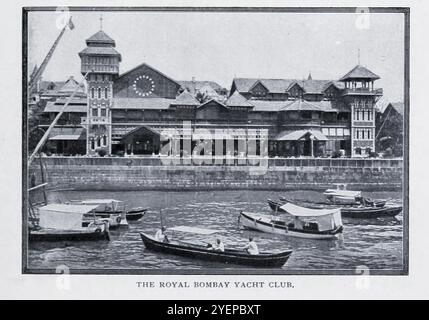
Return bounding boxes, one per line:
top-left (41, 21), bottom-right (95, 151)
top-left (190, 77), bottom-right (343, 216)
top-left (28, 16), bottom-right (75, 93)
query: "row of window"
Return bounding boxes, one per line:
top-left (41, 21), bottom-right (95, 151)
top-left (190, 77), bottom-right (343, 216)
top-left (353, 100), bottom-right (373, 108)
top-left (353, 128), bottom-right (374, 140)
top-left (321, 128), bottom-right (350, 137)
top-left (91, 108), bottom-right (108, 117)
top-left (353, 109), bottom-right (373, 121)
top-left (82, 56), bottom-right (117, 65)
top-left (90, 87), bottom-right (109, 99)
top-left (89, 135), bottom-right (108, 150)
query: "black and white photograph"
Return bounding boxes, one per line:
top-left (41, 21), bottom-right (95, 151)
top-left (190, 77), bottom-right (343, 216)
top-left (22, 6), bottom-right (409, 276)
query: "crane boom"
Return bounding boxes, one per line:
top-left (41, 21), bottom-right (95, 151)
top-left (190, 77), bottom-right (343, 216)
top-left (28, 17), bottom-right (75, 92)
top-left (28, 70), bottom-right (91, 166)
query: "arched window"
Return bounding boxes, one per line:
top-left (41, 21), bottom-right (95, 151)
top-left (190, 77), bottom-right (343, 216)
top-left (102, 135), bottom-right (107, 146)
top-left (104, 87), bottom-right (108, 99)
top-left (91, 88), bottom-right (95, 99)
top-left (90, 139), bottom-right (95, 150)
top-left (97, 88), bottom-right (101, 99)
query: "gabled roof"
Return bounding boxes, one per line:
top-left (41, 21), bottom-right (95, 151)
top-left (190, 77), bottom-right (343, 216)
top-left (386, 102), bottom-right (404, 117)
top-left (225, 91), bottom-right (254, 107)
top-left (249, 80), bottom-right (270, 92)
top-left (197, 99), bottom-right (228, 109)
top-left (339, 65), bottom-right (380, 81)
top-left (86, 30), bottom-right (116, 46)
top-left (58, 76), bottom-right (86, 94)
top-left (171, 90), bottom-right (200, 106)
top-left (117, 62), bottom-right (182, 88)
top-left (232, 78), bottom-right (344, 95)
top-left (275, 129), bottom-right (328, 141)
top-left (178, 80), bottom-right (224, 94)
top-left (280, 99), bottom-right (326, 112)
top-left (250, 100), bottom-right (290, 112)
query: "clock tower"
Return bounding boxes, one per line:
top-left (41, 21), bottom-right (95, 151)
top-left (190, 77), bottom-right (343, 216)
top-left (79, 25), bottom-right (121, 156)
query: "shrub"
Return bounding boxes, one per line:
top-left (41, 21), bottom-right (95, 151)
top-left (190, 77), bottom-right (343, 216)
top-left (97, 149), bottom-right (107, 157)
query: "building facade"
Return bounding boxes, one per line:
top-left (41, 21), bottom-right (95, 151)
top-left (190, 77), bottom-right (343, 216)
top-left (41, 29), bottom-right (383, 158)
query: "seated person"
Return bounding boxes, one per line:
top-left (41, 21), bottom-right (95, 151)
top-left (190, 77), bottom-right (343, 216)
top-left (212, 238), bottom-right (225, 252)
top-left (154, 226), bottom-right (169, 243)
top-left (243, 236), bottom-right (259, 255)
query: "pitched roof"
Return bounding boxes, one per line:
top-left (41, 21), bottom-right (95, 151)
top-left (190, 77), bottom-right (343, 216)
top-left (117, 62), bottom-right (182, 88)
top-left (233, 78), bottom-right (344, 94)
top-left (281, 99), bottom-right (336, 112)
top-left (275, 129), bottom-right (328, 141)
top-left (79, 46), bottom-right (121, 58)
top-left (178, 80), bottom-right (224, 94)
top-left (197, 99), bottom-right (228, 109)
top-left (86, 30), bottom-right (116, 46)
top-left (112, 97), bottom-right (173, 110)
top-left (44, 99), bottom-right (87, 113)
top-left (58, 76), bottom-right (86, 94)
top-left (225, 91), bottom-right (254, 107)
top-left (339, 65), bottom-right (380, 81)
top-left (250, 100), bottom-right (289, 112)
top-left (387, 102), bottom-right (404, 117)
top-left (171, 90), bottom-right (200, 106)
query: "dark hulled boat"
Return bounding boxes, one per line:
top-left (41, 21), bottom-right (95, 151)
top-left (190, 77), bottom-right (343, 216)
top-left (126, 207), bottom-right (148, 221)
top-left (268, 198), bottom-right (402, 219)
top-left (139, 232), bottom-right (292, 268)
top-left (29, 227), bottom-right (110, 242)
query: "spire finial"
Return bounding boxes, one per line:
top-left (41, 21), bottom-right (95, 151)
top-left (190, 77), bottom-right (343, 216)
top-left (100, 14), bottom-right (103, 30)
top-left (358, 48), bottom-right (361, 65)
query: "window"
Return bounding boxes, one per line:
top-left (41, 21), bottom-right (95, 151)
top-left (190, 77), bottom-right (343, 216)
top-left (92, 108), bottom-right (98, 117)
top-left (97, 88), bottom-right (101, 99)
top-left (100, 108), bottom-right (107, 117)
top-left (90, 139), bottom-right (95, 150)
top-left (97, 137), bottom-right (101, 148)
top-left (337, 128), bottom-right (344, 136)
top-left (356, 109), bottom-right (360, 121)
top-left (322, 128), bottom-right (329, 135)
top-left (91, 88), bottom-right (95, 99)
top-left (329, 128), bottom-right (336, 136)
top-left (344, 129), bottom-right (350, 136)
top-left (102, 135), bottom-right (107, 146)
top-left (104, 87), bottom-right (108, 99)
top-left (355, 147), bottom-right (362, 155)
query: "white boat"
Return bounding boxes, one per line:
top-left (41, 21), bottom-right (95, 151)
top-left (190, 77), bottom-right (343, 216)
top-left (240, 202), bottom-right (343, 240)
top-left (69, 199), bottom-right (128, 228)
top-left (29, 204), bottom-right (110, 242)
top-left (323, 185), bottom-right (362, 204)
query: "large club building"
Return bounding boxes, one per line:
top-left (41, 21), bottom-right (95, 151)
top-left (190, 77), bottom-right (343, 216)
top-left (42, 29), bottom-right (383, 158)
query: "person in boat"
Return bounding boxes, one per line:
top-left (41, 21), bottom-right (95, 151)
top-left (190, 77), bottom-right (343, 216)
top-left (154, 226), bottom-right (169, 243)
top-left (212, 238), bottom-right (225, 252)
top-left (243, 237), bottom-right (259, 255)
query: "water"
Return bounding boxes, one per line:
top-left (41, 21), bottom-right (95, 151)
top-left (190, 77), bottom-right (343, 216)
top-left (27, 190), bottom-right (404, 272)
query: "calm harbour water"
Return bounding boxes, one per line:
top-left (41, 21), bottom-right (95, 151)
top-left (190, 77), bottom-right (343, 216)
top-left (27, 190), bottom-right (404, 272)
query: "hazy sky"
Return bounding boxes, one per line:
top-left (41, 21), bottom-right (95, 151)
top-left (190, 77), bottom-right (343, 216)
top-left (28, 10), bottom-right (405, 102)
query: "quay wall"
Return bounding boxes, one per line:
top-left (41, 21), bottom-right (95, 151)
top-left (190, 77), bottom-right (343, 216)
top-left (29, 156), bottom-right (404, 191)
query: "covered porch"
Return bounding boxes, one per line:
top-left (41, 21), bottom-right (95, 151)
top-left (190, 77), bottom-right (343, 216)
top-left (44, 127), bottom-right (86, 155)
top-left (274, 130), bottom-right (328, 157)
top-left (115, 125), bottom-right (161, 156)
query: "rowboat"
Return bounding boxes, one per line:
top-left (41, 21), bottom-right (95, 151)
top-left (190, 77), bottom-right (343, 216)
top-left (268, 198), bottom-right (402, 219)
top-left (239, 210), bottom-right (343, 240)
top-left (139, 226), bottom-right (293, 268)
top-left (126, 207), bottom-right (148, 221)
top-left (29, 204), bottom-right (110, 242)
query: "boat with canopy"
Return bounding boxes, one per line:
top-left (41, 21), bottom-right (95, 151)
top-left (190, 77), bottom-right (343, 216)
top-left (267, 197), bottom-right (401, 219)
top-left (240, 202), bottom-right (343, 240)
top-left (68, 199), bottom-right (148, 227)
top-left (29, 203), bottom-right (110, 242)
top-left (140, 225), bottom-right (293, 268)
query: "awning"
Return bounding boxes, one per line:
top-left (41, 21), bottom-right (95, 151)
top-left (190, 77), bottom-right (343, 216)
top-left (280, 202), bottom-right (340, 217)
top-left (49, 127), bottom-right (86, 141)
top-left (121, 125), bottom-right (160, 144)
top-left (275, 130), bottom-right (328, 141)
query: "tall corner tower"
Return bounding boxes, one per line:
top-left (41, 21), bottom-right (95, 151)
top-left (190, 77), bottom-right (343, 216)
top-left (339, 65), bottom-right (382, 157)
top-left (78, 27), bottom-right (121, 156)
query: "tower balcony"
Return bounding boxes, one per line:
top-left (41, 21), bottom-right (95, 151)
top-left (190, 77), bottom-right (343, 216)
top-left (81, 117), bottom-right (109, 125)
top-left (341, 87), bottom-right (383, 96)
top-left (81, 63), bottom-right (119, 74)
